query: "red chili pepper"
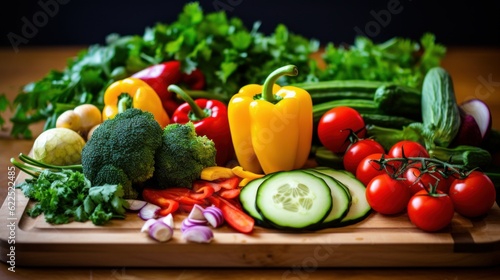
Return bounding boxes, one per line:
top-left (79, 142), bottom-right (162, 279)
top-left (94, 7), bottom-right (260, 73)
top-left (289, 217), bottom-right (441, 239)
top-left (168, 84), bottom-right (234, 166)
top-left (208, 194), bottom-right (254, 234)
top-left (131, 61), bottom-right (206, 117)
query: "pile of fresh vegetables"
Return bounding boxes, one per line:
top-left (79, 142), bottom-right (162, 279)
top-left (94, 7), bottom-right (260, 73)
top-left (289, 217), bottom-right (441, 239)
top-left (6, 2), bottom-right (500, 241)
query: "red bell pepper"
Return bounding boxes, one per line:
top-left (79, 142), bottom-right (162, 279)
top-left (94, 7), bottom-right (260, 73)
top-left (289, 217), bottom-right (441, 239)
top-left (131, 61), bottom-right (206, 117)
top-left (181, 68), bottom-right (205, 90)
top-left (168, 84), bottom-right (234, 166)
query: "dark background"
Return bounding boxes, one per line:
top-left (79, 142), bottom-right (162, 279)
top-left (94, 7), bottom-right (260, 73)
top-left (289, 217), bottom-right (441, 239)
top-left (1, 0), bottom-right (500, 50)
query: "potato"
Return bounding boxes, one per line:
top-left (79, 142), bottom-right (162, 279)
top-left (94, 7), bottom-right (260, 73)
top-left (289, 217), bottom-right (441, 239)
top-left (33, 128), bottom-right (86, 166)
top-left (56, 110), bottom-right (82, 133)
top-left (73, 104), bottom-right (102, 134)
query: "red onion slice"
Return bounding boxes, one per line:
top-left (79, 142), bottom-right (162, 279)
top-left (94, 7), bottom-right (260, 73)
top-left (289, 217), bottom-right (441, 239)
top-left (182, 225), bottom-right (214, 243)
top-left (181, 217), bottom-right (208, 232)
top-left (138, 203), bottom-right (161, 220)
top-left (141, 218), bottom-right (157, 233)
top-left (202, 205), bottom-right (224, 228)
top-left (188, 204), bottom-right (206, 220)
top-left (149, 221), bottom-right (174, 242)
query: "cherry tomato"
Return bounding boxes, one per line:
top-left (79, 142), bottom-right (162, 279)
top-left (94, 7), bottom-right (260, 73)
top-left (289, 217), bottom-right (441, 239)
top-left (356, 153), bottom-right (394, 186)
top-left (365, 173), bottom-right (411, 215)
top-left (407, 190), bottom-right (455, 232)
top-left (448, 171), bottom-right (496, 218)
top-left (388, 140), bottom-right (429, 169)
top-left (343, 139), bottom-right (385, 174)
top-left (317, 106), bottom-right (366, 154)
top-left (403, 165), bottom-right (454, 195)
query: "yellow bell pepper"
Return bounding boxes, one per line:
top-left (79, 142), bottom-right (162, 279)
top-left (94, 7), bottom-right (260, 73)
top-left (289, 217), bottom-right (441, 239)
top-left (228, 65), bottom-right (313, 174)
top-left (102, 77), bottom-right (170, 127)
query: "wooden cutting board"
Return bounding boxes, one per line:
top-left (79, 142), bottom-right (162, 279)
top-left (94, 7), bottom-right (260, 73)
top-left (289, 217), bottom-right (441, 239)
top-left (1, 171), bottom-right (499, 268)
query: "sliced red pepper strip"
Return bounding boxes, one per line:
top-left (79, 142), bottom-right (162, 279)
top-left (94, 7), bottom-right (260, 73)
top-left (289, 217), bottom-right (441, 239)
top-left (158, 200), bottom-right (180, 217)
top-left (192, 180), bottom-right (221, 193)
top-left (218, 188), bottom-right (241, 200)
top-left (208, 194), bottom-right (254, 234)
top-left (142, 189), bottom-right (180, 216)
top-left (215, 177), bottom-right (241, 190)
top-left (191, 186), bottom-right (215, 200)
top-left (143, 188), bottom-right (205, 206)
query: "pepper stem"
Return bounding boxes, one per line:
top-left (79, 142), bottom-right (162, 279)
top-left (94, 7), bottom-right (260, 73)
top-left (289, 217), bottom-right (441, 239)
top-left (117, 93), bottom-right (133, 114)
top-left (168, 84), bottom-right (208, 120)
top-left (262, 65), bottom-right (298, 103)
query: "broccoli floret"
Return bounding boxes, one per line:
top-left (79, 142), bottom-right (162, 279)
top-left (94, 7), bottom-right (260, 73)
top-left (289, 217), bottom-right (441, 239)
top-left (154, 122), bottom-right (216, 189)
top-left (92, 165), bottom-right (137, 199)
top-left (81, 108), bottom-right (163, 198)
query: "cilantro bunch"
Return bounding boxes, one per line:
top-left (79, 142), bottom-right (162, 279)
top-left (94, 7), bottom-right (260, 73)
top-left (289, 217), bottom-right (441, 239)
top-left (19, 169), bottom-right (128, 225)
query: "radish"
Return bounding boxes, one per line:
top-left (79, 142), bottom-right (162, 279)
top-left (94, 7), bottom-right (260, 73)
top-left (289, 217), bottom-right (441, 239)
top-left (460, 99), bottom-right (492, 140)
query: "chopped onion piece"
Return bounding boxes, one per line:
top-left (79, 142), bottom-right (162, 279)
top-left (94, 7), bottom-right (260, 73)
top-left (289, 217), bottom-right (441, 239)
top-left (124, 199), bottom-right (148, 211)
top-left (181, 217), bottom-right (208, 232)
top-left (149, 221), bottom-right (174, 242)
top-left (138, 203), bottom-right (161, 220)
top-left (203, 205), bottom-right (224, 228)
top-left (141, 219), bottom-right (157, 233)
top-left (182, 225), bottom-right (214, 243)
top-left (188, 204), bottom-right (206, 221)
top-left (161, 213), bottom-right (175, 228)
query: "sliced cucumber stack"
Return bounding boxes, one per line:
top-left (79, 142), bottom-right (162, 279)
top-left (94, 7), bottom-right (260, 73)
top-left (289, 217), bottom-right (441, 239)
top-left (238, 167), bottom-right (372, 231)
top-left (239, 177), bottom-right (272, 228)
top-left (255, 170), bottom-right (332, 230)
top-left (302, 170), bottom-right (351, 229)
top-left (314, 167), bottom-right (372, 226)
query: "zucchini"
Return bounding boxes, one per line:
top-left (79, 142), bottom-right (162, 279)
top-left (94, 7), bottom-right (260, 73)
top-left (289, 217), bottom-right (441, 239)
top-left (291, 80), bottom-right (388, 93)
top-left (255, 170), bottom-right (333, 230)
top-left (314, 167), bottom-right (372, 226)
top-left (373, 84), bottom-right (422, 120)
top-left (361, 113), bottom-right (416, 129)
top-left (310, 91), bottom-right (374, 105)
top-left (313, 99), bottom-right (380, 123)
top-left (313, 146), bottom-right (344, 169)
top-left (421, 67), bottom-right (461, 147)
top-left (428, 145), bottom-right (493, 168)
top-left (303, 170), bottom-right (351, 229)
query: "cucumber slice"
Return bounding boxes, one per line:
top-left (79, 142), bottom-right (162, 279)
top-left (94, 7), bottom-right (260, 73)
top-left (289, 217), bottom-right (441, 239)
top-left (256, 170), bottom-right (333, 230)
top-left (239, 177), bottom-right (270, 227)
top-left (303, 170), bottom-right (351, 229)
top-left (314, 167), bottom-right (372, 226)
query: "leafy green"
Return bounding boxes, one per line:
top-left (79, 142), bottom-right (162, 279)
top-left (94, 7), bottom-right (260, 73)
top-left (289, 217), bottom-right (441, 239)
top-left (319, 33), bottom-right (446, 89)
top-left (2, 2), bottom-right (446, 138)
top-left (18, 169), bottom-right (127, 225)
top-left (0, 93), bottom-right (10, 129)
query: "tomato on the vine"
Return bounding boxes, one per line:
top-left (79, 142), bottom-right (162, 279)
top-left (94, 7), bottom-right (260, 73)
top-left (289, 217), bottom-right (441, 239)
top-left (407, 190), bottom-right (455, 232)
top-left (388, 140), bottom-right (429, 169)
top-left (356, 153), bottom-right (388, 186)
top-left (365, 173), bottom-right (411, 215)
top-left (448, 171), bottom-right (496, 218)
top-left (317, 106), bottom-right (366, 154)
top-left (343, 139), bottom-right (385, 174)
top-left (403, 165), bottom-right (454, 196)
